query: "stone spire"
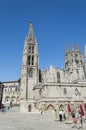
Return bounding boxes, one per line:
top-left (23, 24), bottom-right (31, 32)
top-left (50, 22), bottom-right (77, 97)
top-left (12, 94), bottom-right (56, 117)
top-left (76, 44), bottom-right (80, 52)
top-left (65, 44), bottom-right (69, 54)
top-left (71, 43), bottom-right (74, 51)
top-left (27, 21), bottom-right (34, 41)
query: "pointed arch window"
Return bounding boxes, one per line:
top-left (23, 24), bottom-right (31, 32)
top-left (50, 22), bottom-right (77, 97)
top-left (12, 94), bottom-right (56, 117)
top-left (63, 88), bottom-right (67, 95)
top-left (57, 71), bottom-right (60, 82)
top-left (32, 55), bottom-right (34, 65)
top-left (28, 46), bottom-right (31, 53)
top-left (75, 88), bottom-right (79, 96)
top-left (27, 55), bottom-right (31, 65)
top-left (28, 69), bottom-right (33, 78)
top-left (32, 46), bottom-right (34, 53)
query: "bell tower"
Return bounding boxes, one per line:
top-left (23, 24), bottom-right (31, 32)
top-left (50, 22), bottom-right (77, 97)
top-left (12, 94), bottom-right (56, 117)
top-left (20, 21), bottom-right (39, 112)
top-left (65, 44), bottom-right (85, 82)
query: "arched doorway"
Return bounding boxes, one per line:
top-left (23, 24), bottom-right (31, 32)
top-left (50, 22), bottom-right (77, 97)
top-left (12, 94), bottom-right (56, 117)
top-left (5, 96), bottom-right (10, 104)
top-left (59, 104), bottom-right (64, 110)
top-left (11, 96), bottom-right (16, 104)
top-left (46, 104), bottom-right (55, 113)
top-left (28, 104), bottom-right (31, 112)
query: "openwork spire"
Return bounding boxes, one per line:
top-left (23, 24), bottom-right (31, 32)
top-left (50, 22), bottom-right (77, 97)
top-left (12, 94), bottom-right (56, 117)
top-left (71, 42), bottom-right (74, 51)
top-left (27, 21), bottom-right (34, 41)
top-left (65, 44), bottom-right (69, 54)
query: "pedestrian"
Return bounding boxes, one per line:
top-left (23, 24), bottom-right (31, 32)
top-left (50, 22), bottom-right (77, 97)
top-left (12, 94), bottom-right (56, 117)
top-left (59, 110), bottom-right (63, 121)
top-left (62, 110), bottom-right (66, 120)
top-left (77, 110), bottom-right (83, 129)
top-left (41, 110), bottom-right (43, 115)
top-left (71, 110), bottom-right (77, 128)
top-left (10, 102), bottom-right (12, 108)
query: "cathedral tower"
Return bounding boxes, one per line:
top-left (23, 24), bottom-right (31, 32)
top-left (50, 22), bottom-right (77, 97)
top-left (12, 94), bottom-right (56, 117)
top-left (65, 45), bottom-right (85, 82)
top-left (20, 21), bottom-right (39, 112)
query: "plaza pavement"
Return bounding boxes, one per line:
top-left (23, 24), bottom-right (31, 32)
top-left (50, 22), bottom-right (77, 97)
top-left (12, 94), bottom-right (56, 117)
top-left (0, 109), bottom-right (86, 130)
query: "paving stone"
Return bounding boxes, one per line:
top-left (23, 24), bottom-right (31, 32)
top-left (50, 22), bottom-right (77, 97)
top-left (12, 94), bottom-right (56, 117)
top-left (0, 112), bottom-right (86, 130)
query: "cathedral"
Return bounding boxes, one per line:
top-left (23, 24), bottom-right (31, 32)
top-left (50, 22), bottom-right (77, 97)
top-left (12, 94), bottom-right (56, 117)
top-left (20, 21), bottom-right (86, 113)
top-left (1, 21), bottom-right (86, 113)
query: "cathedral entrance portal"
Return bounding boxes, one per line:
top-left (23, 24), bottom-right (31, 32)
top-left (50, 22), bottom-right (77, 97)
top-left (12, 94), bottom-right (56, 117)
top-left (28, 104), bottom-right (31, 112)
top-left (59, 104), bottom-right (64, 110)
top-left (46, 104), bottom-right (55, 112)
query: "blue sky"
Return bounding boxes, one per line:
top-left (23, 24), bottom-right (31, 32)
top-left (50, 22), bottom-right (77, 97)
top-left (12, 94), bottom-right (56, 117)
top-left (0, 0), bottom-right (86, 81)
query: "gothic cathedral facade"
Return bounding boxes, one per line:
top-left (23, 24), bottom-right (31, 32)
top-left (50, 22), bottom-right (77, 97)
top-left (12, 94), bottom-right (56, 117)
top-left (20, 21), bottom-right (86, 113)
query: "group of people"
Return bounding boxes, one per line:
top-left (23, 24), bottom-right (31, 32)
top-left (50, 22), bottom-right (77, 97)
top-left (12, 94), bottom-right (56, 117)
top-left (71, 110), bottom-right (83, 129)
top-left (0, 102), bottom-right (13, 113)
top-left (58, 109), bottom-right (84, 129)
top-left (59, 110), bottom-right (66, 121)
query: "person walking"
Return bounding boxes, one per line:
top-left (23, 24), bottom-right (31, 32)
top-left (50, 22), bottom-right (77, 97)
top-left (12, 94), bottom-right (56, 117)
top-left (59, 110), bottom-right (63, 121)
top-left (77, 110), bottom-right (83, 129)
top-left (62, 110), bottom-right (66, 120)
top-left (71, 110), bottom-right (77, 128)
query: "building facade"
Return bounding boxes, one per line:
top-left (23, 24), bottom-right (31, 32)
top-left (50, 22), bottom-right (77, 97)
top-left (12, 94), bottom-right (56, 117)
top-left (20, 21), bottom-right (86, 113)
top-left (2, 80), bottom-right (20, 107)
